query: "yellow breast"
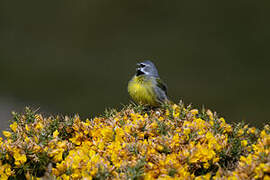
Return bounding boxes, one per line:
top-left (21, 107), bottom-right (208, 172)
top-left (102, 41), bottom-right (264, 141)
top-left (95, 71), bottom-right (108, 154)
top-left (128, 75), bottom-right (158, 106)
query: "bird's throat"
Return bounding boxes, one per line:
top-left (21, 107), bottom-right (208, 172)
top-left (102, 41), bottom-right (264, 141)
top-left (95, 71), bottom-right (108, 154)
top-left (136, 70), bottom-right (144, 76)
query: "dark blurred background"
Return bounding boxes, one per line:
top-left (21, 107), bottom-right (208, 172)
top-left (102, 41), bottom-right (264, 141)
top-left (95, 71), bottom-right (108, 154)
top-left (0, 0), bottom-right (269, 132)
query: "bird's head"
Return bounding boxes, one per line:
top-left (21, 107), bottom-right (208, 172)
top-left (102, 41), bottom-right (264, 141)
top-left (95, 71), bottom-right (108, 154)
top-left (136, 60), bottom-right (159, 77)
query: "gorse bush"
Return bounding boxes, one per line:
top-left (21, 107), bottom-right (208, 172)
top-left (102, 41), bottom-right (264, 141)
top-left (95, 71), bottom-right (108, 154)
top-left (0, 102), bottom-right (269, 179)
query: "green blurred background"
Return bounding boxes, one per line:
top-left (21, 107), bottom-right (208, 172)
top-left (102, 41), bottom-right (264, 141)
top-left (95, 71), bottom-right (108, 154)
top-left (0, 0), bottom-right (269, 131)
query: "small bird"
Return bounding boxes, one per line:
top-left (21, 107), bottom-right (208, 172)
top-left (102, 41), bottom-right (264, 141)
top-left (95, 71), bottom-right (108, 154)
top-left (128, 60), bottom-right (168, 107)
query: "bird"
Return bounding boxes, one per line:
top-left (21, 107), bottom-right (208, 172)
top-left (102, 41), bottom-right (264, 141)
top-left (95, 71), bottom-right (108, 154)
top-left (128, 60), bottom-right (168, 107)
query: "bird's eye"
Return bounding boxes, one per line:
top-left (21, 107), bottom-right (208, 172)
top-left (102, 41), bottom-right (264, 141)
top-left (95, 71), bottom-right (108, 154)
top-left (140, 64), bottom-right (146, 68)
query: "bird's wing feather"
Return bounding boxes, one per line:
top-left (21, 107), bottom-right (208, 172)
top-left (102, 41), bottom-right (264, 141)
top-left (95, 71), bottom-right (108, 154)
top-left (156, 78), bottom-right (168, 96)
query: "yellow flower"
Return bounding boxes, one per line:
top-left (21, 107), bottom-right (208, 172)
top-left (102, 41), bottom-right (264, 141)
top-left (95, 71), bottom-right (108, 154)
top-left (35, 122), bottom-right (43, 131)
top-left (0, 137), bottom-right (3, 146)
top-left (254, 163), bottom-right (268, 179)
top-left (260, 130), bottom-right (267, 139)
top-left (241, 140), bottom-right (248, 147)
top-left (190, 109), bottom-right (198, 115)
top-left (195, 173), bottom-right (211, 180)
top-left (90, 167), bottom-right (98, 176)
top-left (53, 150), bottom-right (64, 162)
top-left (219, 117), bottom-right (225, 124)
top-left (228, 176), bottom-right (238, 180)
top-left (0, 163), bottom-right (13, 179)
top-left (34, 136), bottom-right (39, 143)
top-left (2, 131), bottom-right (12, 138)
top-left (61, 174), bottom-right (70, 180)
top-left (157, 145), bottom-right (164, 151)
top-left (150, 121), bottom-right (158, 129)
top-left (13, 150), bottom-right (27, 166)
top-left (4, 166), bottom-right (12, 177)
top-left (183, 127), bottom-right (191, 136)
top-left (171, 134), bottom-right (180, 147)
top-left (69, 132), bottom-right (83, 145)
top-left (53, 130), bottom-right (59, 138)
top-left (237, 129), bottom-right (244, 136)
top-left (158, 116), bottom-right (164, 121)
top-left (247, 127), bottom-right (256, 134)
top-left (25, 124), bottom-right (30, 131)
top-left (203, 162), bottom-right (210, 169)
top-left (172, 104), bottom-right (180, 118)
top-left (165, 109), bottom-right (170, 116)
top-left (10, 122), bottom-right (18, 132)
top-left (55, 162), bottom-right (66, 174)
top-left (224, 124), bottom-right (232, 133)
top-left (209, 120), bottom-right (214, 126)
top-left (24, 136), bottom-right (30, 143)
top-left (189, 143), bottom-right (216, 164)
top-left (173, 112), bottom-right (180, 118)
top-left (213, 157), bottom-right (219, 163)
top-left (206, 110), bottom-right (214, 120)
top-left (101, 127), bottom-right (114, 142)
top-left (52, 168), bottom-right (60, 177)
top-left (115, 127), bottom-right (125, 142)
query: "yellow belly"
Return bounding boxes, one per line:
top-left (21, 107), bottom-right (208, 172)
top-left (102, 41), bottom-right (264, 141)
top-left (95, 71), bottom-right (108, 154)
top-left (128, 76), bottom-right (158, 106)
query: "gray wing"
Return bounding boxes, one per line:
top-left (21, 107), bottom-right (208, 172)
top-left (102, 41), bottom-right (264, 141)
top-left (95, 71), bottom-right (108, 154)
top-left (155, 78), bottom-right (168, 103)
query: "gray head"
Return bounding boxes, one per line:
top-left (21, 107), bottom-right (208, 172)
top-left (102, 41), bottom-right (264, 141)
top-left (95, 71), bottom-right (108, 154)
top-left (136, 60), bottom-right (159, 77)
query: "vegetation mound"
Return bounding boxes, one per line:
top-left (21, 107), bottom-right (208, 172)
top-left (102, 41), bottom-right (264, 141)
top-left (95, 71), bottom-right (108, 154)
top-left (0, 102), bottom-right (269, 179)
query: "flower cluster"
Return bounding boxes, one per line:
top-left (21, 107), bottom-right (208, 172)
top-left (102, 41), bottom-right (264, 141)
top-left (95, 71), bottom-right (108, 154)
top-left (218, 125), bottom-right (270, 179)
top-left (0, 103), bottom-right (269, 179)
